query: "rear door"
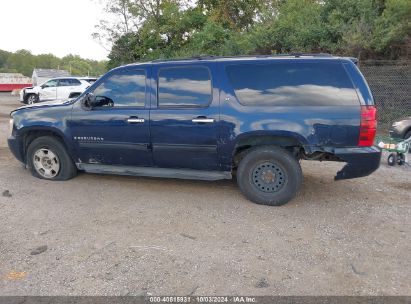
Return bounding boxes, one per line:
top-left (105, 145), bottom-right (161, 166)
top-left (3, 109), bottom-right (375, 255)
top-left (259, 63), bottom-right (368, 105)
top-left (57, 78), bottom-right (82, 99)
top-left (149, 63), bottom-right (221, 170)
top-left (56, 78), bottom-right (72, 99)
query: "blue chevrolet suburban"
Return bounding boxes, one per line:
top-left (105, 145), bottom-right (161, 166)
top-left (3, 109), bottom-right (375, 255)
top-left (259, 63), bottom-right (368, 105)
top-left (7, 54), bottom-right (381, 206)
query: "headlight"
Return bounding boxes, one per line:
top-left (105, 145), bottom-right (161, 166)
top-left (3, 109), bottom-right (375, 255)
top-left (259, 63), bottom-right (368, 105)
top-left (8, 118), bottom-right (14, 137)
top-left (392, 121), bottom-right (401, 128)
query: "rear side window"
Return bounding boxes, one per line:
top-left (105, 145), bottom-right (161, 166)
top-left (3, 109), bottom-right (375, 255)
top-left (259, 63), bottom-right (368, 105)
top-left (59, 79), bottom-right (81, 86)
top-left (226, 62), bottom-right (359, 106)
top-left (158, 66), bottom-right (212, 107)
top-left (93, 69), bottom-right (146, 107)
top-left (58, 79), bottom-right (72, 87)
top-left (69, 79), bottom-right (81, 86)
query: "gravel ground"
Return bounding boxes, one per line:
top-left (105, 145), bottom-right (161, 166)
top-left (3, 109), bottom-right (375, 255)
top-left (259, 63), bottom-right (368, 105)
top-left (0, 92), bottom-right (410, 296)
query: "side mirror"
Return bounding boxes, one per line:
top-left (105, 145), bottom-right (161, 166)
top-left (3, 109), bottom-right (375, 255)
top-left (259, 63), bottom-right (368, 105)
top-left (81, 93), bottom-right (114, 110)
top-left (81, 93), bottom-right (96, 110)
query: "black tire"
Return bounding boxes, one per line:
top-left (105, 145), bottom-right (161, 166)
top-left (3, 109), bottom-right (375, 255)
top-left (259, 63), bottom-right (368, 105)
top-left (27, 136), bottom-right (77, 181)
top-left (387, 153), bottom-right (396, 166)
top-left (397, 153), bottom-right (405, 166)
top-left (237, 146), bottom-right (302, 206)
top-left (26, 94), bottom-right (39, 105)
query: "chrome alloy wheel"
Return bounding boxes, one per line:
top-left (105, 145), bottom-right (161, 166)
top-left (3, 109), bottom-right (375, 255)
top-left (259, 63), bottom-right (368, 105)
top-left (27, 95), bottom-right (37, 104)
top-left (33, 148), bottom-right (60, 178)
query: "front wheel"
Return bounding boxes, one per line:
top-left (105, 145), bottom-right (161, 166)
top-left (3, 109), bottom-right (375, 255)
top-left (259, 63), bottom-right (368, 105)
top-left (27, 136), bottom-right (77, 180)
top-left (26, 94), bottom-right (39, 105)
top-left (237, 146), bottom-right (302, 206)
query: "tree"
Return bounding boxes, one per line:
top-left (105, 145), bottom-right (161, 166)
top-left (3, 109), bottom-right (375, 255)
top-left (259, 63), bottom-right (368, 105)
top-left (198, 0), bottom-right (261, 31)
top-left (0, 49), bottom-right (107, 77)
top-left (92, 0), bottom-right (138, 50)
top-left (97, 0), bottom-right (411, 68)
top-left (372, 0), bottom-right (411, 58)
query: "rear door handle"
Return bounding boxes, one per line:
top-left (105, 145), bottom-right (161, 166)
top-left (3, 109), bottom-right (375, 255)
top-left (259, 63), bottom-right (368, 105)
top-left (127, 117), bottom-right (145, 124)
top-left (192, 117), bottom-right (215, 123)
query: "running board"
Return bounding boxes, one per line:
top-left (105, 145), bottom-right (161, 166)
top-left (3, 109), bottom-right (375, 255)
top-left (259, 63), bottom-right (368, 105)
top-left (76, 163), bottom-right (232, 181)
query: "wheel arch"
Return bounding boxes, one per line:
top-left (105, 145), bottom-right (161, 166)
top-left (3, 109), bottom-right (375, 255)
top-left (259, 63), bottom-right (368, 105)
top-left (232, 131), bottom-right (308, 166)
top-left (68, 92), bottom-right (82, 98)
top-left (24, 92), bottom-right (38, 103)
top-left (19, 126), bottom-right (74, 163)
top-left (403, 126), bottom-right (411, 139)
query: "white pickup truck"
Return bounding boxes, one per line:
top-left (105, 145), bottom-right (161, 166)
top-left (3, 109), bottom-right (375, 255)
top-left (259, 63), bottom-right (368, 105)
top-left (20, 77), bottom-right (97, 104)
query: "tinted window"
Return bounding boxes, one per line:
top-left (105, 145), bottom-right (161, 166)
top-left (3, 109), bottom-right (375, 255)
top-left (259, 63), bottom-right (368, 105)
top-left (158, 66), bottom-right (211, 107)
top-left (84, 78), bottom-right (97, 84)
top-left (58, 79), bottom-right (72, 86)
top-left (93, 69), bottom-right (146, 107)
top-left (43, 79), bottom-right (58, 88)
top-left (226, 62), bottom-right (359, 106)
top-left (69, 79), bottom-right (81, 86)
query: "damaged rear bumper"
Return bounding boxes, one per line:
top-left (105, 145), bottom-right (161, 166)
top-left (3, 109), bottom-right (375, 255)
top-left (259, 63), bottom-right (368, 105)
top-left (334, 146), bottom-right (381, 180)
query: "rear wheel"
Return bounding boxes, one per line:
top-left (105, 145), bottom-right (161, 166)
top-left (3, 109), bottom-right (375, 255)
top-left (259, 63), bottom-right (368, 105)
top-left (237, 146), bottom-right (302, 206)
top-left (27, 136), bottom-right (77, 180)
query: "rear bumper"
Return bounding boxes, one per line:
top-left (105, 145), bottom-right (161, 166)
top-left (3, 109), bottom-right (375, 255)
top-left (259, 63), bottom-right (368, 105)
top-left (7, 135), bottom-right (25, 164)
top-left (334, 146), bottom-right (381, 180)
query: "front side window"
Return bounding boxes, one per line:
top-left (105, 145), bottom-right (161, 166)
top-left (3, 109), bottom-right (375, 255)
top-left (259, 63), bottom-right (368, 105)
top-left (92, 69), bottom-right (146, 107)
top-left (42, 79), bottom-right (58, 88)
top-left (226, 62), bottom-right (359, 106)
top-left (158, 66), bottom-right (212, 107)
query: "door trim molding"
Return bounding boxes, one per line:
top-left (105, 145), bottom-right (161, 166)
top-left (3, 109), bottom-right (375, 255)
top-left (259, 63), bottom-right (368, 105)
top-left (152, 143), bottom-right (217, 153)
top-left (78, 142), bottom-right (149, 150)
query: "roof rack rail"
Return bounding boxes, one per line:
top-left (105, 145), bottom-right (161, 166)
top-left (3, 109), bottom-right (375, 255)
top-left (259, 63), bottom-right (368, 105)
top-left (290, 52), bottom-right (333, 58)
top-left (148, 53), bottom-right (334, 63)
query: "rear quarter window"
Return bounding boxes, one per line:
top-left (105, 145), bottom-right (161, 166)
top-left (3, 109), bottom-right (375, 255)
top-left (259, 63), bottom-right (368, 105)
top-left (226, 62), bottom-right (359, 106)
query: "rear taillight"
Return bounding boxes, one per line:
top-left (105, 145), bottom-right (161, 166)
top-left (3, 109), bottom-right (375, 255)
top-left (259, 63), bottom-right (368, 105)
top-left (358, 105), bottom-right (377, 147)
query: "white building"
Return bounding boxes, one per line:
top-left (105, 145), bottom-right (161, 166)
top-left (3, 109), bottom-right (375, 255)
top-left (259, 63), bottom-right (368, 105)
top-left (32, 69), bottom-right (70, 86)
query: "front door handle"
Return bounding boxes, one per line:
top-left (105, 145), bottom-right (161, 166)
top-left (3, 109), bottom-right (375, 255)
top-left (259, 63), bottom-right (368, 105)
top-left (192, 117), bottom-right (215, 123)
top-left (127, 117), bottom-right (145, 124)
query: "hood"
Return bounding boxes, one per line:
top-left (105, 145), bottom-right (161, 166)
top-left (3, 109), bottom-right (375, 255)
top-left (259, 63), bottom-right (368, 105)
top-left (12, 98), bottom-right (74, 114)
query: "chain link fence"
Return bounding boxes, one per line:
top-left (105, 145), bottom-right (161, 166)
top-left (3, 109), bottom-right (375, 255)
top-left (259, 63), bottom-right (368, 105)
top-left (358, 60), bottom-right (411, 133)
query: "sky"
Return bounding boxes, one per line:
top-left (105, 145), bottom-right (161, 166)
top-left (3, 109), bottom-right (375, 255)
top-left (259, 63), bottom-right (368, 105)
top-left (0, 0), bottom-right (110, 61)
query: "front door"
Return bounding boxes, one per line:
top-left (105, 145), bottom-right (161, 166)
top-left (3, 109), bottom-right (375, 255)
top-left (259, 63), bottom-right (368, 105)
top-left (69, 66), bottom-right (152, 167)
top-left (39, 79), bottom-right (58, 101)
top-left (150, 63), bottom-right (220, 170)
